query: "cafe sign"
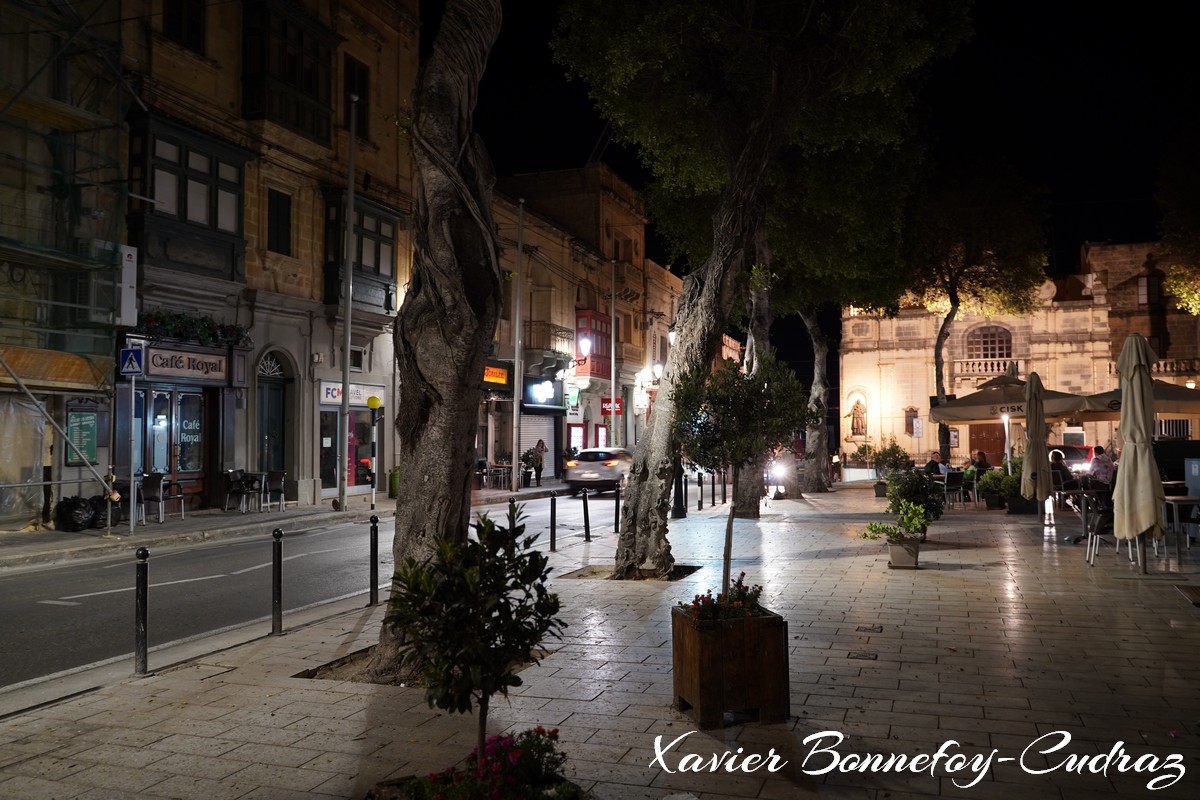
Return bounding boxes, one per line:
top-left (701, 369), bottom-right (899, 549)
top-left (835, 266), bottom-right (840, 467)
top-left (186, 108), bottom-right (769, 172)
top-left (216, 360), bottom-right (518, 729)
top-left (146, 348), bottom-right (227, 381)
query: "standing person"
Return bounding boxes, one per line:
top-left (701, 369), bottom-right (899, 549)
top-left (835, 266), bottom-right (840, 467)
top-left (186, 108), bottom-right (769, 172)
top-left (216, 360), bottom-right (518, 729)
top-left (534, 439), bottom-right (548, 487)
top-left (1090, 445), bottom-right (1114, 487)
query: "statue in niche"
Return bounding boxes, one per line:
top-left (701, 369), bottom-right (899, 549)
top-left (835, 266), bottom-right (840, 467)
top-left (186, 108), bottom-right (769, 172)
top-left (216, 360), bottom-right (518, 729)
top-left (847, 399), bottom-right (867, 437)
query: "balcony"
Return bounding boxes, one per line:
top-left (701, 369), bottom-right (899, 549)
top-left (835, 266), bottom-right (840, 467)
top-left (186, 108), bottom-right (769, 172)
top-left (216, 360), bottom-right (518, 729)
top-left (953, 359), bottom-right (1020, 378)
top-left (524, 321), bottom-right (574, 354)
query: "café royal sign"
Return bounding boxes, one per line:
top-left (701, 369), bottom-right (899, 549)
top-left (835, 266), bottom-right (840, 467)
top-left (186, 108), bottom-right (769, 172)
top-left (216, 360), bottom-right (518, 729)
top-left (146, 347), bottom-right (227, 381)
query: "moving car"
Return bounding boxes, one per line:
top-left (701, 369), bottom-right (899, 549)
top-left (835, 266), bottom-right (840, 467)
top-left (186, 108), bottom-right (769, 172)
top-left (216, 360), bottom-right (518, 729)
top-left (564, 447), bottom-right (633, 495)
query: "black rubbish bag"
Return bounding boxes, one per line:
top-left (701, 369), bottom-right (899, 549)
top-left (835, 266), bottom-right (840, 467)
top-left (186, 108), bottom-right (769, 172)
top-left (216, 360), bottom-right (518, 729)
top-left (55, 496), bottom-right (95, 532)
top-left (89, 495), bottom-right (123, 529)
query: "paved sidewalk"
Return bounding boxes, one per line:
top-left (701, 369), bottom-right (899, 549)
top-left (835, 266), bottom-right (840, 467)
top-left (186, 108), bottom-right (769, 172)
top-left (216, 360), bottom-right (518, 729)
top-left (2, 486), bottom-right (1198, 798)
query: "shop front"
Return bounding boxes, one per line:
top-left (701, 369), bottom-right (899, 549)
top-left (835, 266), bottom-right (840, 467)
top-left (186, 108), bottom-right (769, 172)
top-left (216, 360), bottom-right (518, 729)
top-left (317, 381), bottom-right (387, 497)
top-left (519, 377), bottom-right (565, 479)
top-left (112, 339), bottom-right (247, 511)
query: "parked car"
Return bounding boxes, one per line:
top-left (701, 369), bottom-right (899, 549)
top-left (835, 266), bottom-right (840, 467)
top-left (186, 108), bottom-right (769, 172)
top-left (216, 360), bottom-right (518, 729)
top-left (1049, 444), bottom-right (1094, 476)
top-left (564, 447), bottom-right (633, 495)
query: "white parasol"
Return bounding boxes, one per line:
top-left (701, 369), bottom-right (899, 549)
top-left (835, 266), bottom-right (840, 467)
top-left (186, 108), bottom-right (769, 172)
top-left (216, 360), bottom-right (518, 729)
top-left (1112, 334), bottom-right (1164, 574)
top-left (1020, 372), bottom-right (1052, 509)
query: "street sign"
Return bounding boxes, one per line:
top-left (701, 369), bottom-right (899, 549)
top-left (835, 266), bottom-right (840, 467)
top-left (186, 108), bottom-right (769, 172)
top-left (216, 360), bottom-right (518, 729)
top-left (119, 347), bottom-right (144, 376)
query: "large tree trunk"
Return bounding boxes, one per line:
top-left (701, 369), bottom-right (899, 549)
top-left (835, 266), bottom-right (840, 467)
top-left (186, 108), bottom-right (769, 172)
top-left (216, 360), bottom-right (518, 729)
top-left (734, 226), bottom-right (772, 518)
top-left (613, 93), bottom-right (788, 579)
top-left (367, 0), bottom-right (503, 679)
top-left (934, 292), bottom-right (960, 464)
top-left (798, 306), bottom-right (831, 493)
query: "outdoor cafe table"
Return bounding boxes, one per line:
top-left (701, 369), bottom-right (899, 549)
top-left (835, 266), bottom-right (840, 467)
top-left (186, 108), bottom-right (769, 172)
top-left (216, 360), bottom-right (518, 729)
top-left (1162, 495), bottom-right (1200, 572)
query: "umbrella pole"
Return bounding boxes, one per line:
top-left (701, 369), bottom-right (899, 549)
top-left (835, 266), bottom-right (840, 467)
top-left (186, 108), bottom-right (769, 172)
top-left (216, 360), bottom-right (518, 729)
top-left (1137, 534), bottom-right (1147, 574)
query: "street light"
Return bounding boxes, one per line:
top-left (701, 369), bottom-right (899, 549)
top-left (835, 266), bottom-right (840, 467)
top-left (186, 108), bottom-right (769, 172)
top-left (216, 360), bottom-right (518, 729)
top-left (367, 394), bottom-right (382, 510)
top-left (668, 324), bottom-right (676, 347)
top-left (571, 335), bottom-right (592, 367)
top-left (653, 362), bottom-right (663, 382)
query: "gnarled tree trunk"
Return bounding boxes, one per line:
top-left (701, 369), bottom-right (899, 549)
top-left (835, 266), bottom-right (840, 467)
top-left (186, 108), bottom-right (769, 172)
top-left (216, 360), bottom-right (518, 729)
top-left (613, 94), bottom-right (788, 579)
top-left (798, 306), bottom-right (831, 493)
top-left (367, 0), bottom-right (503, 679)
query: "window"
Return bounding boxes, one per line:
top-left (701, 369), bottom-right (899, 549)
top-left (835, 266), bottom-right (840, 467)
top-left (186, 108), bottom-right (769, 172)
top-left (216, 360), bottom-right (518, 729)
top-left (350, 346), bottom-right (365, 372)
top-left (966, 325), bottom-right (1012, 361)
top-left (904, 407), bottom-right (918, 437)
top-left (267, 190), bottom-right (292, 255)
top-left (242, 0), bottom-right (335, 143)
top-left (151, 135), bottom-right (241, 234)
top-left (163, 0), bottom-right (205, 54)
top-left (1138, 275), bottom-right (1161, 305)
top-left (344, 55), bottom-right (369, 138)
top-left (354, 210), bottom-right (394, 275)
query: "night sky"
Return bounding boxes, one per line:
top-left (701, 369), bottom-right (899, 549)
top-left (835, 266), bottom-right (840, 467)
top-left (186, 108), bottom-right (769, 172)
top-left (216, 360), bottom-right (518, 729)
top-left (458, 0), bottom-right (1197, 389)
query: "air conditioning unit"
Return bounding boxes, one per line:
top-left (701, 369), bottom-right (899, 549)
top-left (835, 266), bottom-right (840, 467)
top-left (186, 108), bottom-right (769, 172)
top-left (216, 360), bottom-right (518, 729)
top-left (70, 243), bottom-right (137, 327)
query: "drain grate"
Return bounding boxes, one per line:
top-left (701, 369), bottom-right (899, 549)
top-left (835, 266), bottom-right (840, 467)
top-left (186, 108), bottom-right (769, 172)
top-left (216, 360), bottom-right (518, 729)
top-left (848, 651), bottom-right (878, 660)
top-left (856, 625), bottom-right (883, 633)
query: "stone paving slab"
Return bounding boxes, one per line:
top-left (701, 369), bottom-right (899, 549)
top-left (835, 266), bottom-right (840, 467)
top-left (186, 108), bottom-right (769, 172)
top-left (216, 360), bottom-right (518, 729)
top-left (1, 486), bottom-right (1198, 798)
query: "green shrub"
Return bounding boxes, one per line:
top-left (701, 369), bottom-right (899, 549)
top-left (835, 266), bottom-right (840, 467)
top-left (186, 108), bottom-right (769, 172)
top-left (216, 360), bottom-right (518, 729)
top-left (975, 468), bottom-right (1007, 495)
top-left (885, 469), bottom-right (944, 524)
top-left (386, 506), bottom-right (565, 761)
top-left (873, 437), bottom-right (911, 477)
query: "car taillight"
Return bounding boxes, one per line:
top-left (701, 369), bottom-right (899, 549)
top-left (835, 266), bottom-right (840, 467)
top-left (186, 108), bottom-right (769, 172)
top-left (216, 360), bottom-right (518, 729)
top-left (604, 459), bottom-right (619, 467)
top-left (566, 460), bottom-right (578, 467)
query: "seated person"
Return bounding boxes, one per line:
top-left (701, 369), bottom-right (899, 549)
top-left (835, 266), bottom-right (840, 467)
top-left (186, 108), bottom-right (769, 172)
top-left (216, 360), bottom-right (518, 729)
top-left (924, 452), bottom-right (946, 475)
top-left (1050, 450), bottom-right (1079, 491)
top-left (1090, 446), bottom-right (1115, 487)
top-left (973, 450), bottom-right (992, 472)
top-left (960, 458), bottom-right (977, 499)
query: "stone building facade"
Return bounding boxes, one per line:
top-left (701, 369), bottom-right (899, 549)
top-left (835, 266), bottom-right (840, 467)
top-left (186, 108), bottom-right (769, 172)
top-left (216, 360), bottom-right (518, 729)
top-left (839, 241), bottom-right (1200, 469)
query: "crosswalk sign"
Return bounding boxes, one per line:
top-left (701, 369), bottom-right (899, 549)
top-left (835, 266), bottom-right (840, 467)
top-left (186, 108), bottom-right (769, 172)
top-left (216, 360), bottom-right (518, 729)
top-left (119, 347), bottom-right (144, 376)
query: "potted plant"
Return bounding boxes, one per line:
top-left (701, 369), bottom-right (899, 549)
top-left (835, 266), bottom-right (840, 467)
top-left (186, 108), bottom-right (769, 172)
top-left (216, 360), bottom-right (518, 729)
top-left (884, 469), bottom-right (944, 540)
top-left (1000, 456), bottom-right (1036, 514)
top-left (872, 437), bottom-right (911, 497)
top-left (671, 572), bottom-right (789, 728)
top-left (669, 356), bottom-right (817, 728)
top-left (368, 506), bottom-right (575, 799)
top-left (519, 447), bottom-right (538, 488)
top-left (861, 498), bottom-right (928, 568)
top-left (976, 468), bottom-right (1008, 509)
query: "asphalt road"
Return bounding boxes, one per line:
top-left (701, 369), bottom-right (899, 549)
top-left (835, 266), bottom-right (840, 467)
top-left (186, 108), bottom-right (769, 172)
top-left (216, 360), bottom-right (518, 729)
top-left (0, 495), bottom-right (612, 690)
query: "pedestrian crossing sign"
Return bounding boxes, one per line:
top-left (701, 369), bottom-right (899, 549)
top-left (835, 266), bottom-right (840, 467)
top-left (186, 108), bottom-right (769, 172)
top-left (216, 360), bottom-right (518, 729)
top-left (119, 347), bottom-right (144, 376)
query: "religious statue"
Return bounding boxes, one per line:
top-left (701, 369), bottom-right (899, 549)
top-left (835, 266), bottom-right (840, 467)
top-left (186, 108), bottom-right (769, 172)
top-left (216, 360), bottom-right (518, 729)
top-left (847, 399), bottom-right (867, 437)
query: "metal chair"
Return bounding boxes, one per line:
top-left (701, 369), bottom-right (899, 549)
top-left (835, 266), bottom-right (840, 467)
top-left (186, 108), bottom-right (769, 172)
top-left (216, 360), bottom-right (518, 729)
top-left (264, 470), bottom-right (286, 511)
top-left (942, 471), bottom-right (965, 508)
top-left (223, 469), bottom-right (247, 512)
top-left (141, 473), bottom-right (185, 524)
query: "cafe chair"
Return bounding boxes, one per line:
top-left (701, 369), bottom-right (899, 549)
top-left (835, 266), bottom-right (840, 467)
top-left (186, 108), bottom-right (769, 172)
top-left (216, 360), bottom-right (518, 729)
top-left (223, 469), bottom-right (247, 512)
top-left (142, 472), bottom-right (185, 524)
top-left (942, 470), bottom-right (965, 508)
top-left (264, 470), bottom-right (287, 512)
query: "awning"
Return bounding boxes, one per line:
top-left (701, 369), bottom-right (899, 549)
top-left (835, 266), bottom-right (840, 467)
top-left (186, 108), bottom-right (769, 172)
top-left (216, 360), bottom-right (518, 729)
top-left (0, 346), bottom-right (112, 394)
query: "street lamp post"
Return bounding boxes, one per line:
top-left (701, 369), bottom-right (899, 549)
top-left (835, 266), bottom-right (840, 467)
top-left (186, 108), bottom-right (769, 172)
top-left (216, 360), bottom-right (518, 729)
top-left (338, 93), bottom-right (358, 512)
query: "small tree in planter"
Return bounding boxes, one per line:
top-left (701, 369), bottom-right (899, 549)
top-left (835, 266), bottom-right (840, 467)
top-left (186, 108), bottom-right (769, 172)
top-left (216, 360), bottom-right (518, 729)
top-left (884, 470), bottom-right (944, 540)
top-left (872, 437), bottom-right (911, 496)
top-left (976, 468), bottom-right (1008, 509)
top-left (669, 355), bottom-right (817, 727)
top-left (374, 506), bottom-right (571, 797)
top-left (673, 356), bottom-right (818, 592)
top-left (861, 499), bottom-right (929, 568)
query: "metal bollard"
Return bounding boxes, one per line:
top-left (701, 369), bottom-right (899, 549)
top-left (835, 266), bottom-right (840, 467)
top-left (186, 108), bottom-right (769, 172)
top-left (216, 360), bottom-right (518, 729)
top-left (614, 483), bottom-right (620, 533)
top-left (272, 528), bottom-right (284, 635)
top-left (721, 470), bottom-right (727, 504)
top-left (508, 496), bottom-right (517, 520)
top-left (134, 547), bottom-right (149, 676)
top-left (711, 471), bottom-right (716, 503)
top-left (369, 515), bottom-right (379, 607)
top-left (698, 475), bottom-right (703, 511)
top-left (549, 492), bottom-right (557, 551)
top-left (684, 474), bottom-right (689, 508)
top-left (582, 490), bottom-right (591, 542)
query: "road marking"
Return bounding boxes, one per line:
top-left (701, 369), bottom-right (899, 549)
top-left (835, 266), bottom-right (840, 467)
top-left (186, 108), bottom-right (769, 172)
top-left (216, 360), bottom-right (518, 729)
top-left (229, 553), bottom-right (308, 575)
top-left (37, 600), bottom-right (81, 606)
top-left (60, 574), bottom-right (228, 600)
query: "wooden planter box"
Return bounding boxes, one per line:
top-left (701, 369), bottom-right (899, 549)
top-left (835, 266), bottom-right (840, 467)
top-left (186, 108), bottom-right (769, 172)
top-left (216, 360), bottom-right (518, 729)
top-left (671, 606), bottom-right (790, 729)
